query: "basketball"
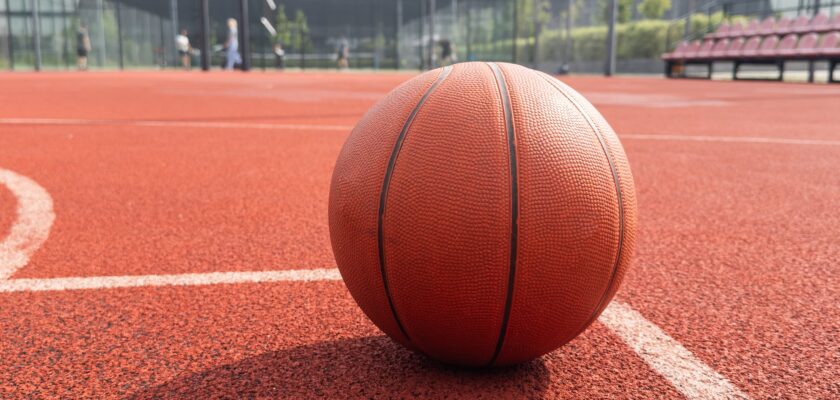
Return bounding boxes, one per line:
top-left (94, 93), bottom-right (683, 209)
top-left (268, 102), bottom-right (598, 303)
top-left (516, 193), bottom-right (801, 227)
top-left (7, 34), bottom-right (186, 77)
top-left (328, 62), bottom-right (637, 367)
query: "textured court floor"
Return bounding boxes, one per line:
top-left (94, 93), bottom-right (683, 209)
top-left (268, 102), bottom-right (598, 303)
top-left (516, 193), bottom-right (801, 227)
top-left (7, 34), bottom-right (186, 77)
top-left (0, 70), bottom-right (838, 399)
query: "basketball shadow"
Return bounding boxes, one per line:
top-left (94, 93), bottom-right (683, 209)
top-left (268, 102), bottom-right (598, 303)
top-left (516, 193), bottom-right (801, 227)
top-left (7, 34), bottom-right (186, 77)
top-left (129, 336), bottom-right (551, 399)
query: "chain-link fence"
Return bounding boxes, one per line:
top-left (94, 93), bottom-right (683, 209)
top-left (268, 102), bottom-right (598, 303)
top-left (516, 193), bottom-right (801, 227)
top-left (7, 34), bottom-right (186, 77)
top-left (2, 0), bottom-right (839, 72)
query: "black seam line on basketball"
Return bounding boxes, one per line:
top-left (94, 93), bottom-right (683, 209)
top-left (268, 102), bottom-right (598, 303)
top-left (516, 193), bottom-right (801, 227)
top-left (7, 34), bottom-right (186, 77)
top-left (377, 65), bottom-right (453, 343)
top-left (537, 72), bottom-right (625, 335)
top-left (486, 62), bottom-right (519, 367)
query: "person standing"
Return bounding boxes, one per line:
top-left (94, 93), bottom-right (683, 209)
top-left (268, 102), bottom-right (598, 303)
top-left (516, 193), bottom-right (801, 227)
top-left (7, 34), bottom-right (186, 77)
top-left (224, 18), bottom-right (242, 70)
top-left (273, 41), bottom-right (285, 70)
top-left (76, 23), bottom-right (92, 71)
top-left (336, 38), bottom-right (349, 69)
top-left (176, 29), bottom-right (192, 70)
top-left (440, 39), bottom-right (456, 66)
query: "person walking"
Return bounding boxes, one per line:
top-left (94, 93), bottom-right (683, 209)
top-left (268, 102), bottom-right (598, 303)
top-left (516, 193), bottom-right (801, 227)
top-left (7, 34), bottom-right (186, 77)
top-left (76, 23), bottom-right (92, 71)
top-left (224, 18), bottom-right (242, 70)
top-left (336, 38), bottom-right (349, 70)
top-left (176, 29), bottom-right (192, 70)
top-left (273, 41), bottom-right (285, 70)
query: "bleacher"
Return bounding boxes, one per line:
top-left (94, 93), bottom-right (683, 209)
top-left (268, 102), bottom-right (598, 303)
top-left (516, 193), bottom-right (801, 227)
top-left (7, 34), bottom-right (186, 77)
top-left (663, 14), bottom-right (840, 83)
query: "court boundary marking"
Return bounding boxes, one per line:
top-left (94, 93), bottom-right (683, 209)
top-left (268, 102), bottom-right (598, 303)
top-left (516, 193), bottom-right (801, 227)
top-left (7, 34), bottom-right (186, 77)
top-left (1, 117), bottom-right (838, 147)
top-left (0, 168), bottom-right (749, 400)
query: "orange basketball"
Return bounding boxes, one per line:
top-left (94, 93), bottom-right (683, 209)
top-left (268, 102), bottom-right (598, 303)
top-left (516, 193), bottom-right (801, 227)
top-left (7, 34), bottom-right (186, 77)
top-left (329, 62), bottom-right (637, 367)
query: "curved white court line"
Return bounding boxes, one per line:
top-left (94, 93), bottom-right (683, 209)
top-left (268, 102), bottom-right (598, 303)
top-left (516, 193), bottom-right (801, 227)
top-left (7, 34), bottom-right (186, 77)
top-left (0, 168), bottom-right (55, 279)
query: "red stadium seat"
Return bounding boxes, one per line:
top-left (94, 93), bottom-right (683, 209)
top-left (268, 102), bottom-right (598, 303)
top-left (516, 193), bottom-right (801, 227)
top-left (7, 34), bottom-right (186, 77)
top-left (774, 17), bottom-right (792, 34)
top-left (818, 31), bottom-right (840, 56)
top-left (757, 17), bottom-right (777, 35)
top-left (690, 39), bottom-right (716, 60)
top-left (662, 41), bottom-right (689, 60)
top-left (832, 14), bottom-right (840, 30)
top-left (790, 15), bottom-right (812, 34)
top-left (727, 23), bottom-right (744, 38)
top-left (743, 19), bottom-right (761, 36)
top-left (772, 34), bottom-right (800, 56)
top-left (757, 36), bottom-right (780, 57)
top-left (725, 38), bottom-right (746, 58)
top-left (707, 23), bottom-right (729, 39)
top-left (680, 41), bottom-right (702, 59)
top-left (809, 14), bottom-right (830, 32)
top-left (737, 36), bottom-right (763, 58)
top-left (791, 33), bottom-right (819, 57)
top-left (710, 39), bottom-right (731, 58)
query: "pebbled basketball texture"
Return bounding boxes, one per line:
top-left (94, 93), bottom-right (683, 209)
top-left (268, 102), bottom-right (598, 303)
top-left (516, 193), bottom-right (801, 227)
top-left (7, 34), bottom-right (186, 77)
top-left (328, 62), bottom-right (637, 367)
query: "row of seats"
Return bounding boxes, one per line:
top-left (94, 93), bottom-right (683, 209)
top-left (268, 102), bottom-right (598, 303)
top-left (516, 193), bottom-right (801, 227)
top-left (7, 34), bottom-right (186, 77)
top-left (663, 31), bottom-right (840, 61)
top-left (705, 13), bottom-right (840, 38)
top-left (662, 14), bottom-right (840, 83)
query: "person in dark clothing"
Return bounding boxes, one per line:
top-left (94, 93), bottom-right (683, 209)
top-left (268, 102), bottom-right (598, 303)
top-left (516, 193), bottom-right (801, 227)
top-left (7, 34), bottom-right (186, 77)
top-left (440, 39), bottom-right (456, 66)
top-left (76, 23), bottom-right (92, 71)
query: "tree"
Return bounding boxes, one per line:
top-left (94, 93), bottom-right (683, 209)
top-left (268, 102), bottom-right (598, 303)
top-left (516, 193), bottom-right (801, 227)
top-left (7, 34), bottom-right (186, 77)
top-left (638, 0), bottom-right (672, 20)
top-left (274, 5), bottom-right (292, 48)
top-left (600, 0), bottom-right (633, 24)
top-left (291, 9), bottom-right (311, 53)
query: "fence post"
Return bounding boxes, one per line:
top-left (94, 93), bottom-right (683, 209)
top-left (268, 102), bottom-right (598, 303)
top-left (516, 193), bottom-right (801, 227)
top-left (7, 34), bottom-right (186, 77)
top-left (428, 0), bottom-right (435, 69)
top-left (239, 0), bottom-right (250, 71)
top-left (199, 0), bottom-right (210, 71)
top-left (396, 0), bottom-right (402, 69)
top-left (604, 0), bottom-right (617, 76)
top-left (4, 0), bottom-right (13, 70)
top-left (32, 0), bottom-right (42, 71)
top-left (169, 0), bottom-right (179, 67)
top-left (116, 0), bottom-right (123, 69)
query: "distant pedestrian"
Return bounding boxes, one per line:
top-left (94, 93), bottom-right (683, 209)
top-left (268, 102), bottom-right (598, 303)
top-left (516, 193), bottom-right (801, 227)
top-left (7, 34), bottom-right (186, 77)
top-left (274, 41), bottom-right (285, 70)
top-left (76, 23), bottom-right (92, 71)
top-left (336, 38), bottom-right (349, 69)
top-left (224, 18), bottom-right (242, 70)
top-left (440, 39), bottom-right (456, 66)
top-left (176, 29), bottom-right (192, 70)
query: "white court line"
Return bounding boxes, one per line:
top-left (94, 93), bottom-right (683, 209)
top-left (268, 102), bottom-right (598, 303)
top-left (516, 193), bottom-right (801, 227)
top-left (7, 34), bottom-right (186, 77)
top-left (0, 268), bottom-right (341, 293)
top-left (622, 133), bottom-right (840, 147)
top-left (0, 267), bottom-right (749, 400)
top-left (0, 169), bottom-right (55, 279)
top-left (600, 302), bottom-right (749, 399)
top-left (0, 124), bottom-right (749, 398)
top-left (0, 118), bottom-right (351, 132)
top-left (1, 117), bottom-right (837, 147)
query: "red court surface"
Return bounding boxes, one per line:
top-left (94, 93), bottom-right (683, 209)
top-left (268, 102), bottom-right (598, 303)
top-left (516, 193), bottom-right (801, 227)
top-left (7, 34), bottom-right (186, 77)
top-left (0, 70), bottom-right (838, 399)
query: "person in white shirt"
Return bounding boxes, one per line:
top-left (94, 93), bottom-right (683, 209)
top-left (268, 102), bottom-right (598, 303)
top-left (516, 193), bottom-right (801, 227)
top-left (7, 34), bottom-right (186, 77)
top-left (176, 29), bottom-right (191, 70)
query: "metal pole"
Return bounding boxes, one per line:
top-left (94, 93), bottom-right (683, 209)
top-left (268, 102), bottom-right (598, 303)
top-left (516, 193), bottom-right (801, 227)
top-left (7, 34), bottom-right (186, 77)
top-left (396, 0), bottom-right (402, 69)
top-left (512, 0), bottom-right (518, 63)
top-left (169, 0), bottom-right (179, 67)
top-left (604, 0), bottom-right (617, 76)
top-left (532, 0), bottom-right (539, 68)
top-left (419, 0), bottom-right (425, 70)
top-left (116, 0), bottom-right (123, 69)
top-left (564, 0), bottom-right (571, 64)
top-left (239, 0), bottom-right (250, 71)
top-left (6, 0), bottom-right (15, 70)
top-left (200, 0), bottom-right (210, 71)
top-left (428, 0), bottom-right (435, 69)
top-left (465, 1), bottom-right (471, 59)
top-left (96, 0), bottom-right (106, 66)
top-left (62, 0), bottom-right (69, 69)
top-left (684, 0), bottom-right (694, 39)
top-left (32, 0), bottom-right (42, 71)
top-left (452, 0), bottom-right (457, 44)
